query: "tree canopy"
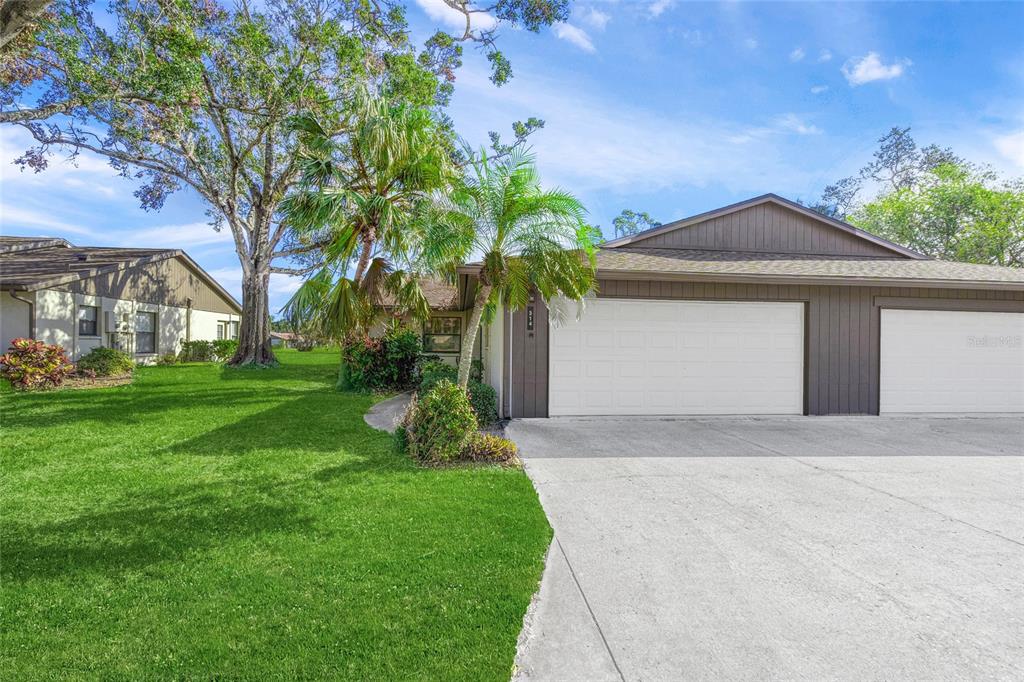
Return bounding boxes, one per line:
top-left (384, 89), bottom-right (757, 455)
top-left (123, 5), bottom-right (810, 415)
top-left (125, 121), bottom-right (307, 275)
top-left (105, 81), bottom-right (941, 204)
top-left (814, 127), bottom-right (1023, 267)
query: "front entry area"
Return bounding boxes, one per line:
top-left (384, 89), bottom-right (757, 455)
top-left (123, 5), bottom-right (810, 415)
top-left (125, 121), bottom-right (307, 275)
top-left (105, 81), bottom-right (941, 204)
top-left (548, 298), bottom-right (804, 416)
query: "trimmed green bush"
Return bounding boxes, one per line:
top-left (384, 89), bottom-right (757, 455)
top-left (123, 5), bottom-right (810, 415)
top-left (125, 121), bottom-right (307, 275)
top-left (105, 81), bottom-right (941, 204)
top-left (212, 339), bottom-right (238, 361)
top-left (418, 360), bottom-right (457, 395)
top-left (179, 340), bottom-right (216, 362)
top-left (460, 432), bottom-right (518, 464)
top-left (76, 346), bottom-right (134, 377)
top-left (0, 338), bottom-right (74, 390)
top-left (342, 326), bottom-right (421, 392)
top-left (404, 380), bottom-right (476, 463)
top-left (156, 353), bottom-right (179, 366)
top-left (467, 380), bottom-right (498, 427)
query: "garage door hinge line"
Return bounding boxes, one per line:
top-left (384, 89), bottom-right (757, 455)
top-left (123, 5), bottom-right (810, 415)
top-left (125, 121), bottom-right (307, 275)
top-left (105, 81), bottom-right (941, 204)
top-left (556, 537), bottom-right (627, 682)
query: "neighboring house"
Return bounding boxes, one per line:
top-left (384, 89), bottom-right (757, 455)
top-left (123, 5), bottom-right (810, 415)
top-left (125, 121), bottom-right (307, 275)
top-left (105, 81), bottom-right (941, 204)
top-left (270, 331), bottom-right (311, 348)
top-left (0, 236), bottom-right (242, 362)
top-left (444, 194), bottom-right (1024, 418)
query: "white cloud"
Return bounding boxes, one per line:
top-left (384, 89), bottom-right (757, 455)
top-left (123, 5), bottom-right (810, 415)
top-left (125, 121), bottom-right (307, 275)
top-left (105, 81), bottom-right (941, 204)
top-left (0, 204), bottom-right (97, 236)
top-left (580, 7), bottom-right (610, 31)
top-left (649, 0), bottom-right (674, 18)
top-left (818, 48), bottom-right (833, 63)
top-left (413, 0), bottom-right (496, 32)
top-left (789, 47), bottom-right (805, 63)
top-left (679, 29), bottom-right (706, 46)
top-left (744, 38), bottom-right (759, 50)
top-left (776, 114), bottom-right (823, 135)
top-left (553, 23), bottom-right (596, 53)
top-left (449, 66), bottom-right (820, 194)
top-left (810, 85), bottom-right (829, 95)
top-left (994, 130), bottom-right (1024, 169)
top-left (129, 222), bottom-right (234, 250)
top-left (842, 52), bottom-right (911, 86)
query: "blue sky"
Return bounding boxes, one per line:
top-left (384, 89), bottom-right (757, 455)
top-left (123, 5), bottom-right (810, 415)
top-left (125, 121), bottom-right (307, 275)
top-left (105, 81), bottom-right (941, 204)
top-left (2, 0), bottom-right (1023, 311)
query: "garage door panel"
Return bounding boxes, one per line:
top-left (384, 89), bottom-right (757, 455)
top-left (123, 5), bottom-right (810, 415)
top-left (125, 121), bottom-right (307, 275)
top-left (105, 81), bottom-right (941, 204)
top-left (548, 298), bottom-right (804, 416)
top-left (880, 309), bottom-right (1024, 414)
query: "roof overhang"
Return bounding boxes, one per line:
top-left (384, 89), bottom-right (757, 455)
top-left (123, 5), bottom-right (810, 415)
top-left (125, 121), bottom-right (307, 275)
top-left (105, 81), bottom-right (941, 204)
top-left (601, 194), bottom-right (927, 260)
top-left (595, 267), bottom-right (1024, 292)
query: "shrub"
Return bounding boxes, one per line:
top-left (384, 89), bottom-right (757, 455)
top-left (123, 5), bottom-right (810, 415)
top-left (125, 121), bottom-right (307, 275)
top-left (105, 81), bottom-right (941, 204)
top-left (467, 380), bottom-right (498, 426)
top-left (470, 359), bottom-right (484, 383)
top-left (0, 338), bottom-right (74, 390)
top-left (342, 326), bottom-right (422, 392)
top-left (156, 353), bottom-right (179, 366)
top-left (212, 339), bottom-right (238, 361)
top-left (404, 380), bottom-right (476, 463)
top-left (76, 346), bottom-right (134, 377)
top-left (418, 360), bottom-right (457, 395)
top-left (179, 340), bottom-right (216, 362)
top-left (460, 432), bottom-right (518, 464)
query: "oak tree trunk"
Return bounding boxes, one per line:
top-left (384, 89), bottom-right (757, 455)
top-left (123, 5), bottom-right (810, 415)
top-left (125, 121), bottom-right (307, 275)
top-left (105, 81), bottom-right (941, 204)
top-left (457, 283), bottom-right (492, 388)
top-left (229, 268), bottom-right (277, 366)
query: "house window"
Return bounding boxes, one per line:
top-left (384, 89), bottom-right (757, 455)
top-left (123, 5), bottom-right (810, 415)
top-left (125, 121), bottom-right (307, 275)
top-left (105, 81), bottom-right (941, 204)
top-left (423, 317), bottom-right (461, 353)
top-left (218, 321), bottom-right (239, 340)
top-left (135, 311), bottom-right (157, 354)
top-left (78, 305), bottom-right (99, 336)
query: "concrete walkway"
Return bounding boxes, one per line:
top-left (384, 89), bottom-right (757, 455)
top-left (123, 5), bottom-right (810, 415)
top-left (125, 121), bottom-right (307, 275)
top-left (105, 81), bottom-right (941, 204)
top-left (363, 392), bottom-right (412, 434)
top-left (510, 416), bottom-right (1024, 681)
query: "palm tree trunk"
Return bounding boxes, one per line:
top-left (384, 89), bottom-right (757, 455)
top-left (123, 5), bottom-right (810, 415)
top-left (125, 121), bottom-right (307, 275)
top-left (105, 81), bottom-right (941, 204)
top-left (353, 229), bottom-right (375, 282)
top-left (457, 283), bottom-right (492, 388)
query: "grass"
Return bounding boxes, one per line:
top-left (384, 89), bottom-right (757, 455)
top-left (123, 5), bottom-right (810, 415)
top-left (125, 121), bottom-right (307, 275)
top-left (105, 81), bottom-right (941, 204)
top-left (1, 348), bottom-right (552, 680)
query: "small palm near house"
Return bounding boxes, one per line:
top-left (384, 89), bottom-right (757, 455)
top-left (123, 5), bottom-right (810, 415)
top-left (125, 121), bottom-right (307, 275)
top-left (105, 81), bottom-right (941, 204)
top-left (0, 348), bottom-right (551, 679)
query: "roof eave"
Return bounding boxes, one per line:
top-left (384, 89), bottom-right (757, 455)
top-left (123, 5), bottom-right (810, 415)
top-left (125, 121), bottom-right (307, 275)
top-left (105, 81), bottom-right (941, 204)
top-left (596, 267), bottom-right (1024, 292)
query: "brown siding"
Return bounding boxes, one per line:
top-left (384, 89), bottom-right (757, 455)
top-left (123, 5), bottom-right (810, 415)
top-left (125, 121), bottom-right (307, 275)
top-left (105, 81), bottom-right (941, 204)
top-left (506, 298), bottom-right (549, 418)
top-left (506, 280), bottom-right (1024, 418)
top-left (629, 203), bottom-right (904, 258)
top-left (57, 257), bottom-right (239, 315)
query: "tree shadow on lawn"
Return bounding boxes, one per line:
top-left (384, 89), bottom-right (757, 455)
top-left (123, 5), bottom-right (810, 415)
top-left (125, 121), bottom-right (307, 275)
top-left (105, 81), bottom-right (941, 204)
top-left (2, 480), bottom-right (313, 581)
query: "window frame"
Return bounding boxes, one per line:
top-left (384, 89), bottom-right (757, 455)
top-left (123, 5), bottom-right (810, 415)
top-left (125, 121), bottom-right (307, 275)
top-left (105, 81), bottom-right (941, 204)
top-left (78, 305), bottom-right (99, 337)
top-left (422, 316), bottom-right (462, 353)
top-left (134, 310), bottom-right (157, 355)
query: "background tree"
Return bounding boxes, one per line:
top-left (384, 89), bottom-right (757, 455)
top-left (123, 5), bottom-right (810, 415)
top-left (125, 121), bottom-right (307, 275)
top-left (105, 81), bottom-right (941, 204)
top-left (850, 162), bottom-right (1024, 267)
top-left (814, 127), bottom-right (1021, 266)
top-left (421, 150), bottom-right (598, 387)
top-left (612, 209), bottom-right (660, 239)
top-left (1, 0), bottom-right (570, 364)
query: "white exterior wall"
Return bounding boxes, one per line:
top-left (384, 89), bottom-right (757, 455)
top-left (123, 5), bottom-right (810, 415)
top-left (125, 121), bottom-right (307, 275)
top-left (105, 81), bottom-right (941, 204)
top-left (483, 303), bottom-right (504, 413)
top-left (1, 291), bottom-right (34, 350)
top-left (13, 288), bottom-right (239, 363)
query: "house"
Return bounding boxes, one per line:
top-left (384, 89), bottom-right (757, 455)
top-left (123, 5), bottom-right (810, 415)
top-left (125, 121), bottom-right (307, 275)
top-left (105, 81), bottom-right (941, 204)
top-left (448, 194), bottom-right (1024, 418)
top-left (269, 331), bottom-right (313, 348)
top-left (0, 236), bottom-right (242, 362)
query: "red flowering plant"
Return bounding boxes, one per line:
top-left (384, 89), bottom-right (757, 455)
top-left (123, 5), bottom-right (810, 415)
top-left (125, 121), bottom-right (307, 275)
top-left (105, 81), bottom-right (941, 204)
top-left (0, 338), bottom-right (74, 390)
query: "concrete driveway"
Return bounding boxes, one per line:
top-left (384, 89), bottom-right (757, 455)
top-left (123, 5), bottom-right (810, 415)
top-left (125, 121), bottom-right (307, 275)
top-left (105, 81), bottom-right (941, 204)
top-left (508, 416), bottom-right (1024, 681)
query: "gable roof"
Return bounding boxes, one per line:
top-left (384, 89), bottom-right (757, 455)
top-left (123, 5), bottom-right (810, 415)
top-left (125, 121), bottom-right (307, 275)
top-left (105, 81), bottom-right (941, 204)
top-left (0, 236), bottom-right (242, 313)
top-left (601, 194), bottom-right (926, 260)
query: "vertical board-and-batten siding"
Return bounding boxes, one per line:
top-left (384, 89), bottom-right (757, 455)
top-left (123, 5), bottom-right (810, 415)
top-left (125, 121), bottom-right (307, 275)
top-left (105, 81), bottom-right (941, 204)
top-left (596, 279), bottom-right (1024, 416)
top-left (628, 203), bottom-right (904, 258)
top-left (503, 299), bottom-right (549, 418)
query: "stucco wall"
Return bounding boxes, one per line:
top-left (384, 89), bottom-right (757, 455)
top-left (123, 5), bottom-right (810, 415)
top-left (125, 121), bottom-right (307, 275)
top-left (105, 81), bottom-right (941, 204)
top-left (11, 288), bottom-right (240, 362)
top-left (0, 291), bottom-right (34, 349)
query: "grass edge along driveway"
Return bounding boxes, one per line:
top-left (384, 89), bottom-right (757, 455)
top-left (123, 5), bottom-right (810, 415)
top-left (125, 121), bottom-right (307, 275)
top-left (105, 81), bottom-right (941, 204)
top-left (1, 348), bottom-right (551, 680)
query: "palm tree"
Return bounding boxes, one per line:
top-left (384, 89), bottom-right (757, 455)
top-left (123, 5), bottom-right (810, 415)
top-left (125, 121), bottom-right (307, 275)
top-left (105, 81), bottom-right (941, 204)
top-left (422, 149), bottom-right (599, 387)
top-left (280, 89), bottom-right (457, 344)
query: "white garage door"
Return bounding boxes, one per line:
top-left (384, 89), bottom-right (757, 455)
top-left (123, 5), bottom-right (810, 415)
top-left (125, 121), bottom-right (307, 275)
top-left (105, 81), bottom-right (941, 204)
top-left (880, 309), bottom-right (1024, 413)
top-left (548, 299), bottom-right (804, 416)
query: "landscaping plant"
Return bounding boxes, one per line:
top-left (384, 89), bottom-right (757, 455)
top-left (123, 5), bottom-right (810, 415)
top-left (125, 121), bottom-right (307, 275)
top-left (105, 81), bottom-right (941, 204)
top-left (421, 150), bottom-right (599, 387)
top-left (179, 341), bottom-right (217, 363)
top-left (76, 347), bottom-right (134, 377)
top-left (403, 380), bottom-right (477, 463)
top-left (460, 432), bottom-right (519, 464)
top-left (340, 326), bottom-right (421, 392)
top-left (467, 380), bottom-right (499, 427)
top-left (0, 338), bottom-right (74, 390)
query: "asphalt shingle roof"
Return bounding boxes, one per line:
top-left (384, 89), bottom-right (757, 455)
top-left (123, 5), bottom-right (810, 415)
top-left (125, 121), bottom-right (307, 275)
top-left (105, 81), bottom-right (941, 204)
top-left (595, 248), bottom-right (1024, 289)
top-left (0, 244), bottom-right (174, 289)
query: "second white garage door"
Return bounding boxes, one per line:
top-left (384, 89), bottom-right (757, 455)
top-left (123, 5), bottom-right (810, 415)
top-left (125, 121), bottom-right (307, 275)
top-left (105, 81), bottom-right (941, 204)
top-left (548, 299), bottom-right (804, 416)
top-left (880, 309), bottom-right (1024, 413)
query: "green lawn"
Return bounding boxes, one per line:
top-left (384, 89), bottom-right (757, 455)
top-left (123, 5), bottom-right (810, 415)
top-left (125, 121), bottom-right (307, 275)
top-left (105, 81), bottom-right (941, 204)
top-left (1, 348), bottom-right (551, 680)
